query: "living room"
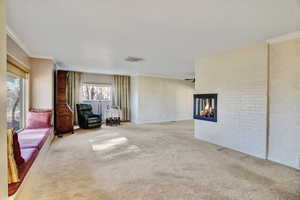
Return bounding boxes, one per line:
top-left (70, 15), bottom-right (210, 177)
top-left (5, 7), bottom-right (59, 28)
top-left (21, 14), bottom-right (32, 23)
top-left (1, 1), bottom-right (300, 200)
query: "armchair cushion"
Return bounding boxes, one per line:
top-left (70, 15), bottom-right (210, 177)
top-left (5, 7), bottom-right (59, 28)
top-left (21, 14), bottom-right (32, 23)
top-left (88, 116), bottom-right (101, 124)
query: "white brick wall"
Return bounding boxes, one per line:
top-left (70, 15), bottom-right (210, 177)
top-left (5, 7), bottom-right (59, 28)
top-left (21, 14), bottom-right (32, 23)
top-left (194, 43), bottom-right (268, 159)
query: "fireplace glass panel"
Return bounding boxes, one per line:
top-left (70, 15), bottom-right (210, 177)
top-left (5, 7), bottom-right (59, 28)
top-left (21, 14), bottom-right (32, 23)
top-left (194, 94), bottom-right (217, 122)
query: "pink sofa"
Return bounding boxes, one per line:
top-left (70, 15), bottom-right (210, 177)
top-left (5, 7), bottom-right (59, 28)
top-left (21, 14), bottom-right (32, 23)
top-left (8, 127), bottom-right (52, 196)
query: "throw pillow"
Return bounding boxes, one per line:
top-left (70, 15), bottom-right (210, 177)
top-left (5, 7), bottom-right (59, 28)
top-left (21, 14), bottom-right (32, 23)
top-left (27, 111), bottom-right (51, 129)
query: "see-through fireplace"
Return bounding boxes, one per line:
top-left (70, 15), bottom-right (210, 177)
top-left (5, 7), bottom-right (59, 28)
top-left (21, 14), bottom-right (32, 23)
top-left (194, 94), bottom-right (217, 122)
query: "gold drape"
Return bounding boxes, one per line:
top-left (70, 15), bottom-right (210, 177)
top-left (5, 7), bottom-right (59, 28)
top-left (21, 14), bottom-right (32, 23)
top-left (113, 75), bottom-right (131, 121)
top-left (7, 129), bottom-right (20, 184)
top-left (67, 71), bottom-right (81, 125)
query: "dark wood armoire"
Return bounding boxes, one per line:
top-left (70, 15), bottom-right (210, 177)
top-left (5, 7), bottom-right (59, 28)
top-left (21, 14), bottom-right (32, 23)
top-left (55, 70), bottom-right (74, 135)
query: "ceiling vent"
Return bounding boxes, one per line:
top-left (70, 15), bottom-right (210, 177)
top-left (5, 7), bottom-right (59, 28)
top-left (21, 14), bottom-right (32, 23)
top-left (125, 56), bottom-right (144, 62)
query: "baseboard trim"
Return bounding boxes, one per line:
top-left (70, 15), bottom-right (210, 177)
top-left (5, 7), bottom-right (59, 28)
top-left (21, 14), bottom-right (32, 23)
top-left (133, 118), bottom-right (193, 125)
top-left (194, 134), bottom-right (266, 160)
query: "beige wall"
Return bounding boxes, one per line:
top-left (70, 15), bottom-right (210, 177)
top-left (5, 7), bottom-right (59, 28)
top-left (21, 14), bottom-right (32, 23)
top-left (131, 76), bottom-right (194, 124)
top-left (195, 43), bottom-right (268, 159)
top-left (0, 0), bottom-right (8, 199)
top-left (269, 38), bottom-right (300, 169)
top-left (30, 58), bottom-right (54, 109)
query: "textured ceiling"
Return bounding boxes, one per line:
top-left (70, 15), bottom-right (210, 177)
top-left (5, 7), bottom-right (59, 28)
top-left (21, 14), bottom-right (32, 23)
top-left (7, 0), bottom-right (300, 79)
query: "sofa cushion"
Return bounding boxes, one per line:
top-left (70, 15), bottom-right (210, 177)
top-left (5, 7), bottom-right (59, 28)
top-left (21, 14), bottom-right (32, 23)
top-left (8, 148), bottom-right (39, 196)
top-left (18, 148), bottom-right (39, 179)
top-left (12, 130), bottom-right (25, 166)
top-left (8, 127), bottom-right (52, 196)
top-left (19, 128), bottom-right (52, 150)
top-left (27, 111), bottom-right (52, 129)
top-left (21, 148), bottom-right (38, 162)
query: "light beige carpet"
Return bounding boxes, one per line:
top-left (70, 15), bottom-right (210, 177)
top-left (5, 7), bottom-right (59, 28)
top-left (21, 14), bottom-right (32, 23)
top-left (23, 121), bottom-right (300, 200)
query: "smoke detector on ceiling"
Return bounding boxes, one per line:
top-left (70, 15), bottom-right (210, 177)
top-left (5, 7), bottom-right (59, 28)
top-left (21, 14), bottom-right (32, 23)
top-left (125, 56), bottom-right (144, 62)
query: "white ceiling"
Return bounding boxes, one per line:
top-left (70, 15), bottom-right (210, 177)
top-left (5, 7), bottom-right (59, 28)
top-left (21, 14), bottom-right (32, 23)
top-left (7, 0), bottom-right (300, 79)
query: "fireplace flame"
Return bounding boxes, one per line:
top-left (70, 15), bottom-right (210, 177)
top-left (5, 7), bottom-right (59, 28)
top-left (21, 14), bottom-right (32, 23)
top-left (201, 103), bottom-right (214, 117)
top-left (205, 104), bottom-right (210, 110)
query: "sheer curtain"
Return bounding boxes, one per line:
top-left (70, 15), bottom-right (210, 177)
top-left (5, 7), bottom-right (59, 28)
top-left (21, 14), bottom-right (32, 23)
top-left (67, 71), bottom-right (81, 125)
top-left (113, 75), bottom-right (131, 121)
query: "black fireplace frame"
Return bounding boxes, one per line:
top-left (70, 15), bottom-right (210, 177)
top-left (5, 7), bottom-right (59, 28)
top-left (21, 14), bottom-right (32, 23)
top-left (193, 93), bottom-right (218, 122)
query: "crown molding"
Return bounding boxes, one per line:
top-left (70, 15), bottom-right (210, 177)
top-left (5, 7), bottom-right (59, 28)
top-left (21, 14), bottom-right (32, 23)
top-left (134, 72), bottom-right (185, 80)
top-left (267, 31), bottom-right (300, 44)
top-left (61, 66), bottom-right (185, 80)
top-left (6, 26), bottom-right (56, 62)
top-left (6, 26), bottom-right (32, 56)
top-left (30, 55), bottom-right (55, 61)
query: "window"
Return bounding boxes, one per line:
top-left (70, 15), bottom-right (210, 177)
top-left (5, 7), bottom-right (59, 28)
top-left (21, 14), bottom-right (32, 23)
top-left (7, 72), bottom-right (26, 130)
top-left (80, 83), bottom-right (112, 101)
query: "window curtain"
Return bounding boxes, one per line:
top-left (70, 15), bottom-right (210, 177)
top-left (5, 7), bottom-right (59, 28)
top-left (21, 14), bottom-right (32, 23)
top-left (7, 129), bottom-right (20, 184)
top-left (113, 75), bottom-right (131, 121)
top-left (67, 71), bottom-right (81, 125)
